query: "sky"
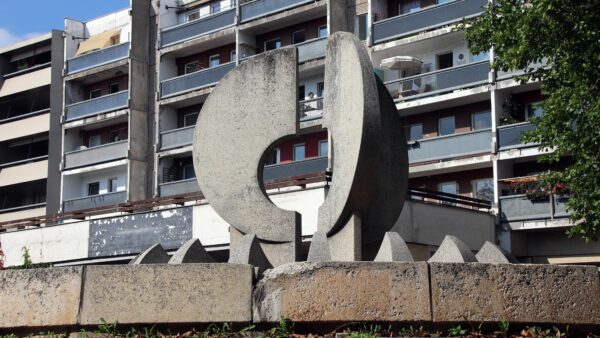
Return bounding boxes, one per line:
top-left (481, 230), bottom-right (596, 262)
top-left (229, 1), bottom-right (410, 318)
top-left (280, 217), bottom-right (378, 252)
top-left (0, 0), bottom-right (130, 48)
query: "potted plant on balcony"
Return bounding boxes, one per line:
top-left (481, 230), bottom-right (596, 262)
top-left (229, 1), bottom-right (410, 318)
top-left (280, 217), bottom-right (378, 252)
top-left (500, 96), bottom-right (523, 126)
top-left (510, 178), bottom-right (548, 201)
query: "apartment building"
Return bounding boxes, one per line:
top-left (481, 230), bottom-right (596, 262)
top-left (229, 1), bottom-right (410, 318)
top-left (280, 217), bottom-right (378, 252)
top-left (0, 0), bottom-right (598, 267)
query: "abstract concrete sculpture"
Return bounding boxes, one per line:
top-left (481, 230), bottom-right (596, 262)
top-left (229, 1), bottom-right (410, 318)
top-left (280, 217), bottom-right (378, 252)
top-left (168, 238), bottom-right (214, 264)
top-left (428, 235), bottom-right (477, 263)
top-left (129, 243), bottom-right (170, 264)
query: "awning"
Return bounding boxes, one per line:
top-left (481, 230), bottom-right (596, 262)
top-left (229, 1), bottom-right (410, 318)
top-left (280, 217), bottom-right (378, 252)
top-left (0, 67), bottom-right (51, 98)
top-left (498, 175), bottom-right (539, 184)
top-left (75, 27), bottom-right (122, 56)
top-left (380, 56), bottom-right (423, 70)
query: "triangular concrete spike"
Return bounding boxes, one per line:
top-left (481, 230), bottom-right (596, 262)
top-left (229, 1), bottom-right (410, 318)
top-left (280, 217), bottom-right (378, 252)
top-left (129, 243), bottom-right (170, 265)
top-left (307, 231), bottom-right (332, 262)
top-left (374, 232), bottom-right (414, 262)
top-left (476, 241), bottom-right (519, 264)
top-left (169, 238), bottom-right (214, 264)
top-left (228, 233), bottom-right (272, 274)
top-left (428, 235), bottom-right (477, 263)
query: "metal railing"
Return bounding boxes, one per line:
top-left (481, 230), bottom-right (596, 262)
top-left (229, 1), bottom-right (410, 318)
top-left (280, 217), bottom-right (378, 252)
top-left (240, 0), bottom-right (314, 23)
top-left (297, 37), bottom-right (327, 63)
top-left (372, 0), bottom-right (487, 44)
top-left (66, 42), bottom-right (130, 74)
top-left (0, 108), bottom-right (50, 124)
top-left (63, 191), bottom-right (127, 213)
top-left (160, 8), bottom-right (236, 47)
top-left (408, 129), bottom-right (492, 163)
top-left (263, 156), bottom-right (328, 181)
top-left (64, 141), bottom-right (128, 169)
top-left (159, 178), bottom-right (200, 197)
top-left (408, 187), bottom-right (491, 210)
top-left (384, 61), bottom-right (489, 101)
top-left (161, 62), bottom-right (235, 99)
top-left (160, 125), bottom-right (195, 150)
top-left (64, 91), bottom-right (128, 122)
top-left (497, 122), bottom-right (537, 150)
top-left (0, 203), bottom-right (46, 215)
top-left (299, 97), bottom-right (323, 121)
top-left (500, 194), bottom-right (569, 223)
top-left (0, 155), bottom-right (48, 169)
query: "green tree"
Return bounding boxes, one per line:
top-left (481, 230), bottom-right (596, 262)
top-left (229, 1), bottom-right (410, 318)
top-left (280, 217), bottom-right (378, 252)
top-left (463, 0), bottom-right (600, 240)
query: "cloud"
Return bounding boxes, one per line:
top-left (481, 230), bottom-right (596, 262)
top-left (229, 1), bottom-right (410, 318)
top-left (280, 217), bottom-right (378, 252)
top-left (0, 28), bottom-right (45, 49)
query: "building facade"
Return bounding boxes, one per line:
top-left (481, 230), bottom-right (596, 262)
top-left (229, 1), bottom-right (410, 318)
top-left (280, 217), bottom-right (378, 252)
top-left (0, 0), bottom-right (598, 267)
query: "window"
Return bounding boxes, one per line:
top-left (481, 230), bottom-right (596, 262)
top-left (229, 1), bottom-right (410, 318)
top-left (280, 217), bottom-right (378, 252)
top-left (88, 182), bottom-right (100, 196)
top-left (209, 55), bottom-right (220, 68)
top-left (89, 89), bottom-right (102, 99)
top-left (317, 82), bottom-right (325, 97)
top-left (438, 181), bottom-right (458, 205)
top-left (472, 178), bottom-right (493, 201)
top-left (472, 111), bottom-right (491, 130)
top-left (298, 85), bottom-right (306, 100)
top-left (292, 30), bottom-right (306, 44)
top-left (266, 148), bottom-right (280, 165)
top-left (108, 129), bottom-right (122, 143)
top-left (184, 112), bottom-right (199, 127)
top-left (319, 140), bottom-right (328, 157)
top-left (184, 61), bottom-right (199, 74)
top-left (293, 143), bottom-right (305, 161)
top-left (471, 51), bottom-right (489, 63)
top-left (355, 14), bottom-right (368, 41)
top-left (527, 102), bottom-right (544, 119)
top-left (183, 165), bottom-right (196, 179)
top-left (88, 134), bottom-right (101, 147)
top-left (436, 52), bottom-right (453, 70)
top-left (186, 10), bottom-right (200, 22)
top-left (405, 124), bottom-right (423, 141)
top-left (265, 39), bottom-right (281, 51)
top-left (108, 178), bottom-right (118, 193)
top-left (230, 50), bottom-right (237, 62)
top-left (318, 25), bottom-right (328, 38)
top-left (109, 83), bottom-right (119, 94)
top-left (438, 116), bottom-right (455, 136)
top-left (210, 2), bottom-right (221, 13)
top-left (400, 0), bottom-right (420, 14)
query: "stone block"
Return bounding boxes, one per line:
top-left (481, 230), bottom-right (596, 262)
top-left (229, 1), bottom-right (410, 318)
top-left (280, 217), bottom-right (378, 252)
top-left (430, 262), bottom-right (600, 325)
top-left (80, 264), bottom-right (253, 325)
top-left (0, 267), bottom-right (83, 328)
top-left (428, 235), bottom-right (477, 263)
top-left (253, 262), bottom-right (430, 322)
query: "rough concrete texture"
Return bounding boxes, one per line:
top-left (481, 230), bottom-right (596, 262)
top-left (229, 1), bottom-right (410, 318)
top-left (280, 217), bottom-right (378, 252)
top-left (430, 262), bottom-right (600, 325)
top-left (129, 243), bottom-right (170, 264)
top-left (80, 264), bottom-right (253, 325)
top-left (318, 32), bottom-right (408, 249)
top-left (0, 267), bottom-right (83, 328)
top-left (307, 231), bottom-right (332, 262)
top-left (228, 233), bottom-right (273, 275)
top-left (253, 262), bottom-right (431, 323)
top-left (168, 238), bottom-right (214, 264)
top-left (428, 235), bottom-right (477, 263)
top-left (476, 241), bottom-right (519, 264)
top-left (193, 47), bottom-right (301, 266)
top-left (328, 213), bottom-right (361, 261)
top-left (374, 232), bottom-right (414, 262)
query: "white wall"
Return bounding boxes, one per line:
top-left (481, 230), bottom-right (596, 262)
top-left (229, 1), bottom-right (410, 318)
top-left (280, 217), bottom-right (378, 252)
top-left (159, 0), bottom-right (179, 29)
top-left (62, 165), bottom-right (127, 200)
top-left (64, 18), bottom-right (85, 60)
top-left (299, 74), bottom-right (325, 100)
top-left (85, 9), bottom-right (131, 36)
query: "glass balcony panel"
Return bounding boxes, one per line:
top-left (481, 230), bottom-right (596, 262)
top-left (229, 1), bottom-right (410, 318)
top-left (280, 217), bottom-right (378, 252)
top-left (240, 0), bottom-right (314, 23)
top-left (161, 62), bottom-right (235, 99)
top-left (160, 126), bottom-right (195, 150)
top-left (66, 42), bottom-right (130, 74)
top-left (159, 178), bottom-right (200, 197)
top-left (63, 140), bottom-right (128, 169)
top-left (160, 9), bottom-right (236, 47)
top-left (63, 191), bottom-right (127, 212)
top-left (297, 37), bottom-right (327, 63)
top-left (263, 156), bottom-right (328, 182)
top-left (497, 122), bottom-right (537, 150)
top-left (64, 91), bottom-right (128, 122)
top-left (408, 129), bottom-right (492, 163)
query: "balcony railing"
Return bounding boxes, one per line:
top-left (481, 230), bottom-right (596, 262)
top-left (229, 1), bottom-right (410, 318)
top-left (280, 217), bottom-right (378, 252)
top-left (384, 61), bottom-right (489, 101)
top-left (160, 125), bottom-right (195, 150)
top-left (263, 156), bottom-right (328, 181)
top-left (0, 155), bottom-right (48, 169)
top-left (240, 0), bottom-right (314, 23)
top-left (372, 0), bottom-right (487, 44)
top-left (63, 191), bottom-right (127, 213)
top-left (497, 122), bottom-right (538, 150)
top-left (161, 62), bottom-right (235, 99)
top-left (160, 8), bottom-right (236, 48)
top-left (0, 202), bottom-right (46, 215)
top-left (0, 108), bottom-right (50, 124)
top-left (297, 37), bottom-right (327, 63)
top-left (66, 42), bottom-right (130, 74)
top-left (500, 194), bottom-right (569, 223)
top-left (64, 141), bottom-right (128, 169)
top-left (159, 178), bottom-right (200, 197)
top-left (64, 91), bottom-right (128, 122)
top-left (299, 97), bottom-right (323, 122)
top-left (408, 129), bottom-right (492, 163)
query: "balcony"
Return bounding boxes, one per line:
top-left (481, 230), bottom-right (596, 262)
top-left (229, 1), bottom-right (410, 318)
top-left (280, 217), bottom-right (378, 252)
top-left (500, 194), bottom-right (569, 223)
top-left (297, 37), bottom-right (327, 63)
top-left (497, 122), bottom-right (537, 150)
top-left (160, 9), bottom-right (236, 48)
top-left (240, 0), bottom-right (314, 23)
top-left (66, 42), bottom-right (130, 75)
top-left (161, 62), bottom-right (235, 99)
top-left (63, 141), bottom-right (128, 169)
top-left (160, 126), bottom-right (194, 151)
top-left (159, 178), bottom-right (200, 197)
top-left (64, 91), bottom-right (128, 122)
top-left (372, 0), bottom-right (487, 44)
top-left (299, 97), bottom-right (323, 122)
top-left (408, 129), bottom-right (492, 163)
top-left (263, 157), bottom-right (328, 181)
top-left (63, 191), bottom-right (127, 212)
top-left (384, 61), bottom-right (489, 101)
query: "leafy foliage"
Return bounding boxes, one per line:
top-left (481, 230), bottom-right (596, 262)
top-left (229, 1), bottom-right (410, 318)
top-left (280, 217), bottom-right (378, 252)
top-left (463, 0), bottom-right (600, 240)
